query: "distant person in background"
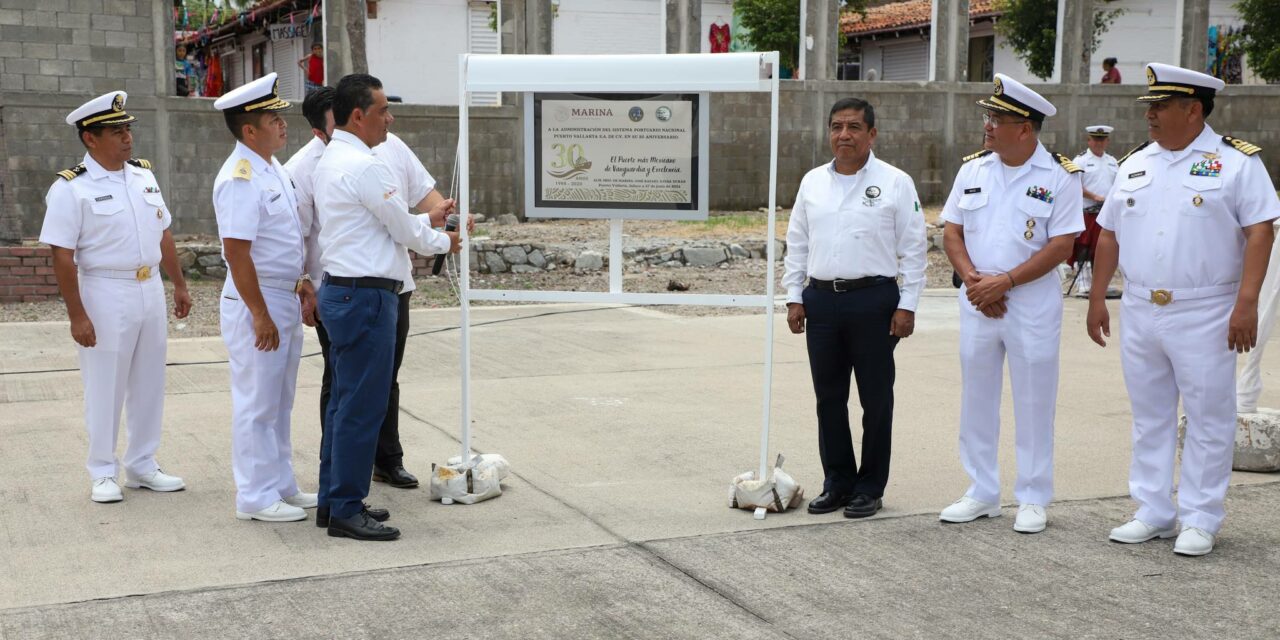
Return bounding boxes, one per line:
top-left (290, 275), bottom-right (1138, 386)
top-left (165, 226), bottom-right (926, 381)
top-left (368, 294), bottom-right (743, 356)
top-left (1101, 57), bottom-right (1121, 84)
top-left (300, 43), bottom-right (325, 95)
top-left (175, 45), bottom-right (193, 96)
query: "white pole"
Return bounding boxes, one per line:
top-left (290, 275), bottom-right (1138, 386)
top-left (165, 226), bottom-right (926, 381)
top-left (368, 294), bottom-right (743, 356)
top-left (609, 218), bottom-right (623, 293)
top-left (759, 52), bottom-right (780, 480)
top-left (659, 0), bottom-right (667, 53)
top-left (797, 0), bottom-right (806, 80)
top-left (458, 54), bottom-right (473, 463)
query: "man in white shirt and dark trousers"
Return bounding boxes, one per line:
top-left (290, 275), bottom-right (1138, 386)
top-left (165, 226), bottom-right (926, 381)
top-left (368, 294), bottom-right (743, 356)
top-left (1088, 63), bottom-right (1280, 556)
top-left (286, 87), bottom-right (460, 527)
top-left (212, 73), bottom-right (319, 523)
top-left (41, 91), bottom-right (190, 503)
top-left (938, 75), bottom-right (1083, 534)
top-left (784, 98), bottom-right (927, 518)
top-left (314, 74), bottom-right (460, 541)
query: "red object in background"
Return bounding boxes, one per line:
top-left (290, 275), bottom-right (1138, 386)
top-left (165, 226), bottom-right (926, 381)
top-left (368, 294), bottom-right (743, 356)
top-left (205, 54), bottom-right (223, 97)
top-left (709, 23), bottom-right (730, 53)
top-left (307, 54), bottom-right (324, 85)
top-left (1101, 67), bottom-right (1121, 84)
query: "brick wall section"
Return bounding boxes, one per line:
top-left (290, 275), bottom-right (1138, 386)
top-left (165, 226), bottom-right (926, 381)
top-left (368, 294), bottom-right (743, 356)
top-left (0, 245), bottom-right (57, 302)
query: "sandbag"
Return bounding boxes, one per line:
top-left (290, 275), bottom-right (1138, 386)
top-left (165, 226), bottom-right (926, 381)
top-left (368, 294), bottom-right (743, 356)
top-left (729, 454), bottom-right (804, 513)
top-left (430, 453), bottom-right (509, 505)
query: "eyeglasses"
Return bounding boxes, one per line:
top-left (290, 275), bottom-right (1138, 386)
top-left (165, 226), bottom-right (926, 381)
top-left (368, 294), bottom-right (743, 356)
top-left (983, 113), bottom-right (1029, 128)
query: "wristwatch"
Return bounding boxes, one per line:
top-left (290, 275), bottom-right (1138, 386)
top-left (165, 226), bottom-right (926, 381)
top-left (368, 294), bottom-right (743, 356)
top-left (294, 273), bottom-right (312, 294)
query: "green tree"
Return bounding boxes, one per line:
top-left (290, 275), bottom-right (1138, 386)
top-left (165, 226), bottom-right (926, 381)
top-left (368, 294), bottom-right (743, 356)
top-left (1236, 0), bottom-right (1280, 82)
top-left (734, 0), bottom-right (866, 76)
top-left (994, 0), bottom-right (1124, 80)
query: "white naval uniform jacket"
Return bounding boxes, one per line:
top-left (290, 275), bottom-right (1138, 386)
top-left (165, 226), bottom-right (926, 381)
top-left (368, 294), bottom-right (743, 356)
top-left (940, 143), bottom-right (1085, 284)
top-left (212, 141), bottom-right (304, 298)
top-left (40, 154), bottom-right (171, 271)
top-left (1072, 150), bottom-right (1118, 203)
top-left (1099, 125), bottom-right (1280, 290)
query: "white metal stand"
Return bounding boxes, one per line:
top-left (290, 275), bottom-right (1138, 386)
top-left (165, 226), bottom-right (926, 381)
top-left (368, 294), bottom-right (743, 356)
top-left (456, 52), bottom-right (783, 504)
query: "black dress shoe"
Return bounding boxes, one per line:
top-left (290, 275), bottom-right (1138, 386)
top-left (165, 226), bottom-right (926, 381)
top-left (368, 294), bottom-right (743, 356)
top-left (316, 504), bottom-right (391, 528)
top-left (807, 491), bottom-right (852, 514)
top-left (327, 511), bottom-right (400, 541)
top-left (373, 465), bottom-right (419, 489)
top-left (843, 494), bottom-right (883, 519)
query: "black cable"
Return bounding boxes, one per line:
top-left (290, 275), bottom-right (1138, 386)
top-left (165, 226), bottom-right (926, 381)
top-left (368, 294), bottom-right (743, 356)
top-left (0, 305), bottom-right (617, 377)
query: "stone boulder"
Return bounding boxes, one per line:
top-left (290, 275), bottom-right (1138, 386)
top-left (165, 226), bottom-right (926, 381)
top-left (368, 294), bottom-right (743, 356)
top-left (1178, 410), bottom-right (1280, 472)
top-left (575, 250), bottom-right (604, 271)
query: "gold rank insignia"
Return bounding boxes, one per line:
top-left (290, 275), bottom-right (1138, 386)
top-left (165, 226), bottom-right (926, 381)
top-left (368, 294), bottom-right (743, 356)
top-left (233, 158), bottom-right (252, 180)
top-left (1024, 230), bottom-right (1034, 240)
top-left (1203, 152), bottom-right (1219, 161)
top-left (1193, 194), bottom-right (1204, 207)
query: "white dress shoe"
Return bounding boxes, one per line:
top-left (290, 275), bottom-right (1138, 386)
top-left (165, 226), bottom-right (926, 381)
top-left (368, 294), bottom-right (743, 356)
top-left (1109, 519), bottom-right (1177, 544)
top-left (236, 500), bottom-right (307, 522)
top-left (1173, 527), bottom-right (1215, 556)
top-left (91, 477), bottom-right (123, 503)
top-left (283, 492), bottom-right (318, 509)
top-left (1013, 504), bottom-right (1047, 533)
top-left (939, 496), bottom-right (1002, 523)
top-left (125, 469), bottom-right (186, 492)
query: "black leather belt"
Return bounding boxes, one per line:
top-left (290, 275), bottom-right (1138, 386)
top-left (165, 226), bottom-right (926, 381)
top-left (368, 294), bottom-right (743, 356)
top-left (323, 274), bottom-right (404, 294)
top-left (809, 276), bottom-right (893, 293)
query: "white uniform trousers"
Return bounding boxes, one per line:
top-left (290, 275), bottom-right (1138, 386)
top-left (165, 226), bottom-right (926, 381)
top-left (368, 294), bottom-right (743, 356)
top-left (220, 286), bottom-right (303, 513)
top-left (957, 275), bottom-right (1061, 506)
top-left (77, 274), bottom-right (167, 480)
top-left (1120, 292), bottom-right (1236, 534)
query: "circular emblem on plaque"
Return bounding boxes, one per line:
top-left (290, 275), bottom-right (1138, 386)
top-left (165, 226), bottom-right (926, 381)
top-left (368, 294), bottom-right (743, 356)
top-left (628, 107), bottom-right (644, 122)
top-left (865, 186), bottom-right (881, 199)
top-left (655, 106), bottom-right (672, 122)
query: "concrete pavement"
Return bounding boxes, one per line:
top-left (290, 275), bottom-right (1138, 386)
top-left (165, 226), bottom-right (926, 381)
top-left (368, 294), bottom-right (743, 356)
top-left (1, 290), bottom-right (1277, 638)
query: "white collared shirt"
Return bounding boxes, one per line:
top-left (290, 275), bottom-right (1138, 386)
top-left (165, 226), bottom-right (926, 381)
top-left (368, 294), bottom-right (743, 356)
top-left (783, 152), bottom-right (928, 311)
top-left (286, 132), bottom-right (437, 292)
top-left (1099, 124), bottom-right (1280, 289)
top-left (314, 130), bottom-right (449, 282)
top-left (40, 153), bottom-right (171, 271)
top-left (212, 141), bottom-right (304, 291)
top-left (940, 143), bottom-right (1084, 281)
top-left (1072, 149), bottom-right (1119, 199)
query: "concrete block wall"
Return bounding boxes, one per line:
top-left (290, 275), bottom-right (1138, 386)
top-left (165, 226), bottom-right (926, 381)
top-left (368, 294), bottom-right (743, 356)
top-left (4, 82), bottom-right (1280, 242)
top-left (0, 0), bottom-right (156, 96)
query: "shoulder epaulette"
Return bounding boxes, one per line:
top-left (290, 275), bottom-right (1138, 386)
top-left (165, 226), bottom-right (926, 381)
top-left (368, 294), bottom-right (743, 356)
top-left (126, 158), bottom-right (152, 170)
top-left (233, 158), bottom-right (253, 181)
top-left (1118, 141), bottom-right (1152, 166)
top-left (55, 163), bottom-right (86, 181)
top-left (962, 149), bottom-right (992, 163)
top-left (1223, 136), bottom-right (1261, 156)
top-left (1052, 152), bottom-right (1083, 174)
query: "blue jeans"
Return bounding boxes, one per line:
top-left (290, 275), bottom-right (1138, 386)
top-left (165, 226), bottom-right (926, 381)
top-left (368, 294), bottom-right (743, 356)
top-left (317, 283), bottom-right (397, 519)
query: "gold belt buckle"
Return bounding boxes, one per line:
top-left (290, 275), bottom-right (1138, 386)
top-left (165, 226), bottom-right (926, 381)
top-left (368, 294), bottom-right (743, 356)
top-left (1150, 289), bottom-right (1172, 306)
top-left (135, 265), bottom-right (152, 282)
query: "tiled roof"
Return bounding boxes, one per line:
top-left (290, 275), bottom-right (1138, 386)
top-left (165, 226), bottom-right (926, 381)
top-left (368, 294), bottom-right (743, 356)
top-left (841, 0), bottom-right (1000, 36)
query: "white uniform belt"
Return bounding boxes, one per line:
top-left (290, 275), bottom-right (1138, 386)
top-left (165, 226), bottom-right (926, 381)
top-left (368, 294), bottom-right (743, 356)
top-left (259, 276), bottom-right (301, 293)
top-left (80, 265), bottom-right (158, 281)
top-left (1124, 282), bottom-right (1237, 305)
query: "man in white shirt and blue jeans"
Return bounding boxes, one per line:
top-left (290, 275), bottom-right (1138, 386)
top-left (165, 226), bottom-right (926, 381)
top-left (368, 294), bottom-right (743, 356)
top-left (783, 97), bottom-right (928, 519)
top-left (313, 74), bottom-right (460, 541)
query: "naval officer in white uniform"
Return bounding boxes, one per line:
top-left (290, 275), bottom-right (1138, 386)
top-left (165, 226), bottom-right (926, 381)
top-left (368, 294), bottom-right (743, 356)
top-left (212, 73), bottom-right (318, 523)
top-left (939, 74), bottom-right (1084, 534)
top-left (40, 91), bottom-right (190, 503)
top-left (1070, 125), bottom-right (1120, 296)
top-left (1088, 63), bottom-right (1280, 556)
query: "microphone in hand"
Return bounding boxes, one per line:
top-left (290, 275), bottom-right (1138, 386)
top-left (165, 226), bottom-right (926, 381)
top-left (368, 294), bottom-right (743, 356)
top-left (432, 213), bottom-right (460, 276)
